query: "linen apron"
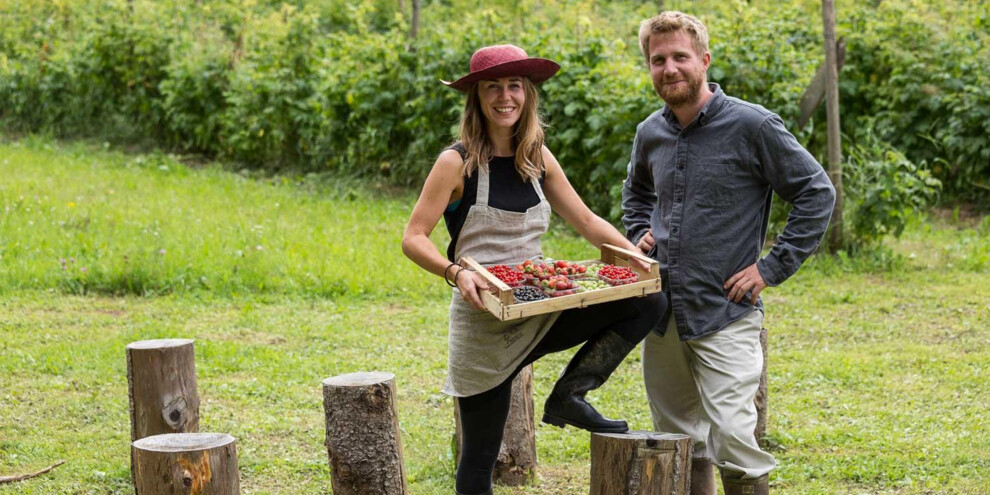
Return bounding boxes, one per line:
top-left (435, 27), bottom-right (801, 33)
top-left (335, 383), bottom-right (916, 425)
top-left (443, 166), bottom-right (561, 397)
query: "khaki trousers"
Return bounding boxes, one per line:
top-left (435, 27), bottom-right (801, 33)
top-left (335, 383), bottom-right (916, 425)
top-left (642, 309), bottom-right (776, 478)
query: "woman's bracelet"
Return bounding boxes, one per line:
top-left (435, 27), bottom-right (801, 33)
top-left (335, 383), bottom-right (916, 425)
top-left (443, 262), bottom-right (459, 287)
top-left (453, 265), bottom-right (471, 286)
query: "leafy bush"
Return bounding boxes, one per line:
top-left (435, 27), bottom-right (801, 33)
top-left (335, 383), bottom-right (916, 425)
top-left (0, 0), bottom-right (986, 247)
top-left (844, 131), bottom-right (942, 246)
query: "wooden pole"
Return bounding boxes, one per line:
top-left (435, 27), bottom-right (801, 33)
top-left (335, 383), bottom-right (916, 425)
top-left (755, 327), bottom-right (769, 444)
top-left (322, 372), bottom-right (408, 495)
top-left (796, 38), bottom-right (846, 131)
top-left (822, 0), bottom-right (844, 251)
top-left (454, 365), bottom-right (537, 486)
top-left (132, 433), bottom-right (239, 494)
top-left (590, 431), bottom-right (693, 495)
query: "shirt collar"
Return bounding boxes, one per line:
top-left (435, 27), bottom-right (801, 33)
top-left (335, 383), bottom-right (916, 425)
top-left (660, 83), bottom-right (725, 128)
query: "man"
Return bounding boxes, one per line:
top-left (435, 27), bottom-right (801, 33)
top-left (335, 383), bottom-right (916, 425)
top-left (622, 12), bottom-right (836, 495)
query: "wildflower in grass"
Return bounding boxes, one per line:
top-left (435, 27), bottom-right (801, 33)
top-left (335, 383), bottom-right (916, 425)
top-left (80, 267), bottom-right (87, 273)
top-left (256, 245), bottom-right (263, 251)
top-left (60, 258), bottom-right (67, 270)
top-left (68, 202), bottom-right (76, 208)
top-left (158, 249), bottom-right (166, 256)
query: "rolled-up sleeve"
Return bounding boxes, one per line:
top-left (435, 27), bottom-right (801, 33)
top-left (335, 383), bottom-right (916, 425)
top-left (622, 128), bottom-right (656, 245)
top-left (754, 115), bottom-right (836, 286)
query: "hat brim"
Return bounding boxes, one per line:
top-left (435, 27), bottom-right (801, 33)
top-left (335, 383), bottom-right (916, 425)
top-left (442, 58), bottom-right (561, 92)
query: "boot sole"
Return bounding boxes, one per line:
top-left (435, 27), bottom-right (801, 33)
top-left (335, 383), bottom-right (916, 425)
top-left (541, 412), bottom-right (629, 433)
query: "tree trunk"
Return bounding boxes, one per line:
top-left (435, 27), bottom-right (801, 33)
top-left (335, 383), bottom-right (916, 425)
top-left (822, 0), bottom-right (844, 251)
top-left (590, 431), bottom-right (692, 494)
top-left (454, 365), bottom-right (536, 486)
top-left (755, 327), bottom-right (769, 445)
top-left (410, 0), bottom-right (420, 41)
top-left (132, 433), bottom-right (239, 494)
top-left (322, 372), bottom-right (408, 495)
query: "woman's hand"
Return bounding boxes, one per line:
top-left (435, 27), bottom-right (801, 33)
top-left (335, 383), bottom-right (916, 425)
top-left (455, 267), bottom-right (490, 311)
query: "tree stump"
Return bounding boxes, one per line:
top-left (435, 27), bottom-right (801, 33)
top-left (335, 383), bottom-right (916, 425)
top-left (127, 339), bottom-right (200, 488)
top-left (453, 364), bottom-right (536, 486)
top-left (132, 433), bottom-right (239, 494)
top-left (755, 327), bottom-right (768, 445)
top-left (322, 372), bottom-right (408, 495)
top-left (590, 431), bottom-right (692, 495)
top-left (126, 339), bottom-right (200, 441)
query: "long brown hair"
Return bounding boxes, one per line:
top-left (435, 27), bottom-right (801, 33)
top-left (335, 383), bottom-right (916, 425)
top-left (457, 78), bottom-right (545, 182)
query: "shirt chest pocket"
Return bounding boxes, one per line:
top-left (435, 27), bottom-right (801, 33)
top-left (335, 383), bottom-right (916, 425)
top-left (693, 163), bottom-right (751, 209)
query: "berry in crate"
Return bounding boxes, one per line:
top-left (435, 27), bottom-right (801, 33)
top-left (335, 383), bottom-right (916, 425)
top-left (513, 286), bottom-right (548, 303)
top-left (487, 264), bottom-right (526, 287)
top-left (551, 260), bottom-right (587, 277)
top-left (597, 265), bottom-right (639, 286)
top-left (541, 275), bottom-right (582, 297)
top-left (516, 259), bottom-right (555, 281)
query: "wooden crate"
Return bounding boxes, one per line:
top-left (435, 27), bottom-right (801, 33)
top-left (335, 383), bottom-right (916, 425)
top-left (461, 244), bottom-right (662, 321)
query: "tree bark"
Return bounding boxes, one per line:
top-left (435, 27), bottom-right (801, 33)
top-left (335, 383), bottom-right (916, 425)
top-left (132, 433), bottom-right (239, 494)
top-left (127, 339), bottom-right (201, 491)
top-left (590, 431), bottom-right (693, 495)
top-left (454, 365), bottom-right (536, 486)
top-left (322, 372), bottom-right (408, 495)
top-left (755, 327), bottom-right (769, 445)
top-left (822, 0), bottom-right (844, 251)
top-left (127, 339), bottom-right (200, 441)
top-left (410, 0), bottom-right (420, 41)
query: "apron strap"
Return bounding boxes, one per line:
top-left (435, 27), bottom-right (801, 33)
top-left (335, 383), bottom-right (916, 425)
top-left (476, 166), bottom-right (491, 206)
top-left (531, 172), bottom-right (547, 201)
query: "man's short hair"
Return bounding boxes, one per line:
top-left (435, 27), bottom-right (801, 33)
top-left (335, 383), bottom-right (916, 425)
top-left (638, 11), bottom-right (710, 66)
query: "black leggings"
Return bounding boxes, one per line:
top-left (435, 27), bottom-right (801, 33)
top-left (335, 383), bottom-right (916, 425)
top-left (454, 293), bottom-right (665, 494)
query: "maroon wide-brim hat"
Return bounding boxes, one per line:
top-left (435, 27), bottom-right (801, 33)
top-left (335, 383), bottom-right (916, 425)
top-left (442, 44), bottom-right (560, 92)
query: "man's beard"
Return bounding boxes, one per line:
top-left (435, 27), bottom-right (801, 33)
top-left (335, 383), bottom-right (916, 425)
top-left (653, 69), bottom-right (705, 107)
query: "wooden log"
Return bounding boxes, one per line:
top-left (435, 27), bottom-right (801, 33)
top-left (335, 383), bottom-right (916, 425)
top-left (755, 327), bottom-right (769, 445)
top-left (453, 365), bottom-right (536, 486)
top-left (323, 372), bottom-right (408, 495)
top-left (132, 433), bottom-right (239, 494)
top-left (126, 339), bottom-right (200, 441)
top-left (127, 339), bottom-right (201, 490)
top-left (590, 431), bottom-right (692, 495)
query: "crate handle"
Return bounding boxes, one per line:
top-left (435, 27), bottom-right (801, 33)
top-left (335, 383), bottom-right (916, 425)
top-left (600, 244), bottom-right (660, 278)
top-left (459, 257), bottom-right (514, 306)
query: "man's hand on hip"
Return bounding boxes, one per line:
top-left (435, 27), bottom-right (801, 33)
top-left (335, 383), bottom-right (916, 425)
top-left (724, 263), bottom-right (767, 305)
top-left (637, 229), bottom-right (655, 255)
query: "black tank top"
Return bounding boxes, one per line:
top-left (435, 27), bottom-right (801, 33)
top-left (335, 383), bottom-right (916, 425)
top-left (443, 143), bottom-right (546, 262)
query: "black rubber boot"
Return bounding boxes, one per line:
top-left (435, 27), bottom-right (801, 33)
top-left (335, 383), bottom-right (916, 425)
top-left (455, 490), bottom-right (492, 495)
top-left (720, 468), bottom-right (770, 495)
top-left (541, 330), bottom-right (636, 433)
top-left (690, 457), bottom-right (717, 495)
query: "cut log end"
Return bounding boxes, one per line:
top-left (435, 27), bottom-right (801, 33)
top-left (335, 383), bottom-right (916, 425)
top-left (126, 339), bottom-right (195, 350)
top-left (323, 371), bottom-right (395, 388)
top-left (133, 433), bottom-right (235, 453)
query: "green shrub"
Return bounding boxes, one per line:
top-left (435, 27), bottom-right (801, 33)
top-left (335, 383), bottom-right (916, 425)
top-left (0, 0), bottom-right (986, 240)
top-left (844, 129), bottom-right (942, 246)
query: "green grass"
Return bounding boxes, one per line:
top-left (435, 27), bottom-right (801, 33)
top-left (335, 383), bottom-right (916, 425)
top-left (1, 136), bottom-right (988, 494)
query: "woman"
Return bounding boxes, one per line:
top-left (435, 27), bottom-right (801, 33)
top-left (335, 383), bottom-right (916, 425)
top-left (401, 44), bottom-right (665, 495)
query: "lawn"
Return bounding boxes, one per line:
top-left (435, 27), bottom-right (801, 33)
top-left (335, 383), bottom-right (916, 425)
top-left (1, 137), bottom-right (987, 494)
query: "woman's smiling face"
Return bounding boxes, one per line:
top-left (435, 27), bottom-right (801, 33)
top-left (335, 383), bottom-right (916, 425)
top-left (478, 77), bottom-right (526, 130)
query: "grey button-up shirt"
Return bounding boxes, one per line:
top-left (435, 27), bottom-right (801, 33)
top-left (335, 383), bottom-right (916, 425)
top-left (622, 84), bottom-right (836, 340)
